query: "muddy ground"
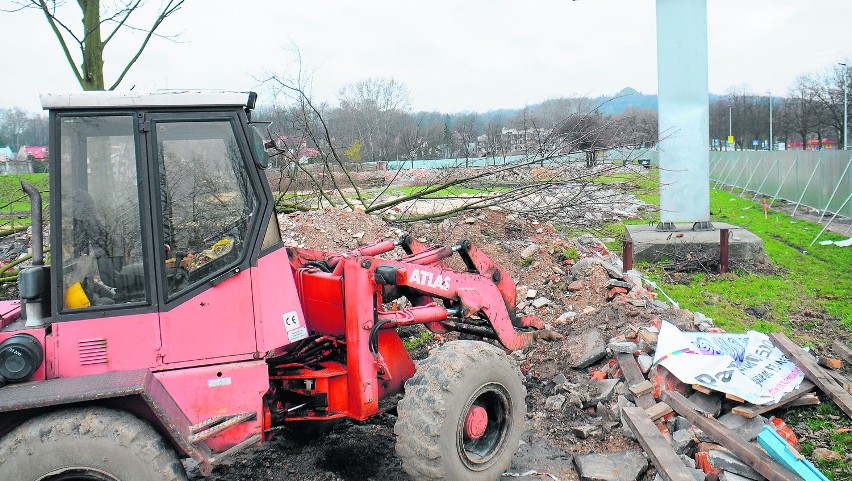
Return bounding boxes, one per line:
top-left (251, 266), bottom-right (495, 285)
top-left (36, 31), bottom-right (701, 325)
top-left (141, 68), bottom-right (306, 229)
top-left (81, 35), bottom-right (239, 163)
top-left (188, 203), bottom-right (673, 481)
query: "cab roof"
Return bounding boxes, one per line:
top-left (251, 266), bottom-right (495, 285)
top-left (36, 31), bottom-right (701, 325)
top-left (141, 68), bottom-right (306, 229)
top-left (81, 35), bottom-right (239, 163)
top-left (40, 90), bottom-right (257, 110)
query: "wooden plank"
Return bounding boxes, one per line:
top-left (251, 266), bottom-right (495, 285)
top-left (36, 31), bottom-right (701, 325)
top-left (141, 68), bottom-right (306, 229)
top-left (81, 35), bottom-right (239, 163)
top-left (833, 340), bottom-right (852, 364)
top-left (646, 402), bottom-right (673, 421)
top-left (786, 393), bottom-right (820, 408)
top-left (731, 380), bottom-right (815, 418)
top-left (770, 332), bottom-right (852, 418)
top-left (663, 390), bottom-right (805, 481)
top-left (616, 352), bottom-right (655, 410)
top-left (725, 393), bottom-right (746, 403)
top-left (692, 384), bottom-right (713, 395)
top-left (629, 380), bottom-right (654, 397)
top-left (826, 369), bottom-right (852, 395)
top-left (817, 356), bottom-right (842, 370)
top-left (622, 407), bottom-right (698, 481)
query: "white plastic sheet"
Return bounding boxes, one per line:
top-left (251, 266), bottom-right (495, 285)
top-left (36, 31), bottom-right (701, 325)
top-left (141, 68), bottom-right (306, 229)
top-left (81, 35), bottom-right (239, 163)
top-left (654, 321), bottom-right (804, 405)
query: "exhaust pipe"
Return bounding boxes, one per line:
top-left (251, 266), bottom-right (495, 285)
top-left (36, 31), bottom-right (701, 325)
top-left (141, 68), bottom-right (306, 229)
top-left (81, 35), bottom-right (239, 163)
top-left (20, 181), bottom-right (43, 266)
top-left (20, 181), bottom-right (46, 327)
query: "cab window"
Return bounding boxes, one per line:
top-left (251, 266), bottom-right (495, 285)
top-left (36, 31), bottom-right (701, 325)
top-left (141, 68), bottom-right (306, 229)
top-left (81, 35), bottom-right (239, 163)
top-left (153, 120), bottom-right (258, 300)
top-left (58, 115), bottom-right (148, 309)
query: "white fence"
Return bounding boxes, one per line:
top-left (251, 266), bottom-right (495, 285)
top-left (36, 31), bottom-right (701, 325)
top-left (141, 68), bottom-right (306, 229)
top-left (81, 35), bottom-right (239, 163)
top-left (709, 150), bottom-right (852, 219)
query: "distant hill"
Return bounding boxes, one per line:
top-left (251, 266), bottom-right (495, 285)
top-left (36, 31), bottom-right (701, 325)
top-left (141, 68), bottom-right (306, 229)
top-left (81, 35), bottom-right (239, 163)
top-left (594, 87), bottom-right (657, 115)
top-left (439, 88), bottom-right (725, 125)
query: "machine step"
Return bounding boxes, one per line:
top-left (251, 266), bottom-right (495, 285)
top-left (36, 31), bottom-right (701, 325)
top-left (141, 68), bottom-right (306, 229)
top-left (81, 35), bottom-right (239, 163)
top-left (189, 412), bottom-right (256, 444)
top-left (210, 434), bottom-right (262, 465)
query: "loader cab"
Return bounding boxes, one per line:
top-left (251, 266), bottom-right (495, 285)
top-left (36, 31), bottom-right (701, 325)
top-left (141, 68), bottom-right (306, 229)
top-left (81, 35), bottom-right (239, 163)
top-left (37, 91), bottom-right (296, 368)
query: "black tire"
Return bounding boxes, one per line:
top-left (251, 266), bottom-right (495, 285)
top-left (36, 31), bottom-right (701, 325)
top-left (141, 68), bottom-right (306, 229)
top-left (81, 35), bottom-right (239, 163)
top-left (394, 340), bottom-right (526, 481)
top-left (0, 407), bottom-right (187, 481)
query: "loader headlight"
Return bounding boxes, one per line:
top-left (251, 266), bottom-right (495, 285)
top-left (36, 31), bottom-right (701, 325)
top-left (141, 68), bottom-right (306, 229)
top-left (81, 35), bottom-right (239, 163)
top-left (0, 334), bottom-right (44, 386)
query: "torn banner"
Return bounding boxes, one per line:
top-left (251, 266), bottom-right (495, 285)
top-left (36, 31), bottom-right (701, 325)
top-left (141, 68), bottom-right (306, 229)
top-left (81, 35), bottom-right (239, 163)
top-left (653, 321), bottom-right (804, 405)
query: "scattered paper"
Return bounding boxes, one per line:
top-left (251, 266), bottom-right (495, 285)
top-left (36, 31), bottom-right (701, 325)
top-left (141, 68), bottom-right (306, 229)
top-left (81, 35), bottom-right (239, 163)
top-left (818, 238), bottom-right (852, 247)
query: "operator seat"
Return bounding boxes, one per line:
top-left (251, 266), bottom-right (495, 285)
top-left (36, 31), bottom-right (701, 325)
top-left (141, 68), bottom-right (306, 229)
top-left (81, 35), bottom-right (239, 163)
top-left (71, 190), bottom-right (146, 303)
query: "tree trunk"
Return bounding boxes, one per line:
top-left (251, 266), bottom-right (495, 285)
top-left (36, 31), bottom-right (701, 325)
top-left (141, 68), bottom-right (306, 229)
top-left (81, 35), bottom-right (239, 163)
top-left (81, 0), bottom-right (105, 90)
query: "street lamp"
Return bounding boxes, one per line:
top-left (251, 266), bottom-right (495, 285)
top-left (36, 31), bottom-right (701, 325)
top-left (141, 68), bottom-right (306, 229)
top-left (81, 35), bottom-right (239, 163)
top-left (840, 63), bottom-right (848, 150)
top-left (767, 91), bottom-right (773, 151)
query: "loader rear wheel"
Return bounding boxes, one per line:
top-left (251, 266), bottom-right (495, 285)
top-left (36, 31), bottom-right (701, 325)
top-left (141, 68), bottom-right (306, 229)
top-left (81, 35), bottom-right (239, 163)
top-left (395, 340), bottom-right (525, 481)
top-left (0, 407), bottom-right (187, 481)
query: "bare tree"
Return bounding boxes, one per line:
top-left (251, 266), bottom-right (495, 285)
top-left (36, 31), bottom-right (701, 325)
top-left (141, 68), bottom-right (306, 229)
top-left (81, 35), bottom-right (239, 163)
top-left (811, 62), bottom-right (851, 146)
top-left (2, 0), bottom-right (184, 90)
top-left (336, 77), bottom-right (411, 161)
top-left (787, 76), bottom-right (821, 149)
top-left (258, 69), bottom-right (652, 226)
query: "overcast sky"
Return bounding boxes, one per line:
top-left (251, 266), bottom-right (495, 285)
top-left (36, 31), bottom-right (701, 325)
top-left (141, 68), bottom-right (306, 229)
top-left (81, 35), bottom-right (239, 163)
top-left (1, 1), bottom-right (851, 113)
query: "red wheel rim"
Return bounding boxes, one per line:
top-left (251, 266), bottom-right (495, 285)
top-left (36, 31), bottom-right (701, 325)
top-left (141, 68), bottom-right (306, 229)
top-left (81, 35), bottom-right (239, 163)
top-left (464, 405), bottom-right (489, 439)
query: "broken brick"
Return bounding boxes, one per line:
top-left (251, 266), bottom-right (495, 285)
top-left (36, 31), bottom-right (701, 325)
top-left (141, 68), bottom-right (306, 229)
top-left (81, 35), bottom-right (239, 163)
top-left (769, 416), bottom-right (798, 447)
top-left (606, 286), bottom-right (628, 301)
top-left (695, 452), bottom-right (722, 476)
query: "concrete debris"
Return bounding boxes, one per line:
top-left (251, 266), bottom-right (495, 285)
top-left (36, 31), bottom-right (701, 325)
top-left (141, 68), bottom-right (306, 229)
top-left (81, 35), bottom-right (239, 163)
top-left (521, 243), bottom-right (539, 259)
top-left (672, 429), bottom-right (696, 455)
top-left (556, 311), bottom-right (577, 323)
top-left (650, 300), bottom-right (670, 310)
top-left (717, 413), bottom-right (767, 442)
top-left (637, 354), bottom-right (653, 373)
top-left (687, 391), bottom-right (722, 418)
top-left (545, 394), bottom-right (567, 412)
top-left (607, 340), bottom-right (637, 354)
top-left (707, 450), bottom-right (766, 480)
top-left (606, 279), bottom-right (633, 290)
top-left (571, 424), bottom-right (602, 439)
top-left (586, 379), bottom-right (620, 407)
top-left (532, 297), bottom-right (551, 308)
top-left (693, 311), bottom-right (713, 326)
top-left (570, 329), bottom-right (607, 368)
top-left (573, 450), bottom-right (648, 481)
top-left (570, 257), bottom-right (603, 278)
top-left (811, 448), bottom-right (842, 462)
top-left (719, 471), bottom-right (757, 481)
top-left (599, 260), bottom-right (624, 279)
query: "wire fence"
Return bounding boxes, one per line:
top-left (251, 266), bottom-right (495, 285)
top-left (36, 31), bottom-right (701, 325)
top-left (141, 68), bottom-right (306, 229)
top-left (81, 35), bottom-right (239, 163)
top-left (709, 150), bottom-right (852, 220)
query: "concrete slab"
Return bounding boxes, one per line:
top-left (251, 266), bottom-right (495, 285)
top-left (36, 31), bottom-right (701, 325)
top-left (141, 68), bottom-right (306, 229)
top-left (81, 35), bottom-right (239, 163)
top-left (626, 223), bottom-right (764, 263)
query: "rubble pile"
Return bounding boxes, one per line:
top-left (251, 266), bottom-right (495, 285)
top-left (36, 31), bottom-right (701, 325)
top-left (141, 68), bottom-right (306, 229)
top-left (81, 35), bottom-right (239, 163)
top-left (192, 206), bottom-right (852, 481)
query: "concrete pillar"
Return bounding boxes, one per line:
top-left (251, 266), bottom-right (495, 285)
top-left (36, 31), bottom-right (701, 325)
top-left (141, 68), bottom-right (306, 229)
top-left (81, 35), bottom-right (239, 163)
top-left (656, 0), bottom-right (711, 231)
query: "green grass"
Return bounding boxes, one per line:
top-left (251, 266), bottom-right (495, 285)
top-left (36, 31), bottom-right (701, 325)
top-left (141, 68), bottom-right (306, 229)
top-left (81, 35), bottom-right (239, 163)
top-left (653, 188), bottom-right (852, 336)
top-left (402, 330), bottom-right (433, 350)
top-left (0, 173), bottom-right (48, 229)
top-left (579, 171), bottom-right (852, 479)
top-left (581, 171), bottom-right (852, 339)
top-left (785, 403), bottom-right (852, 480)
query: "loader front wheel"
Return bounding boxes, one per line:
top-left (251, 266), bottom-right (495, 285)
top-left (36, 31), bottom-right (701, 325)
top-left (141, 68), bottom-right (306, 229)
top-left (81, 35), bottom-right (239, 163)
top-left (0, 407), bottom-right (187, 481)
top-left (395, 340), bottom-right (525, 481)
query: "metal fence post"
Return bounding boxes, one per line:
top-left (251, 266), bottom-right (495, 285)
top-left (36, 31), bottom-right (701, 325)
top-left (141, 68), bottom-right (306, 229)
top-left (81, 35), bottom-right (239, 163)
top-left (769, 158), bottom-right (798, 208)
top-left (793, 154), bottom-right (820, 216)
top-left (740, 154), bottom-right (761, 196)
top-left (811, 191), bottom-right (852, 246)
top-left (729, 155), bottom-right (751, 192)
top-left (751, 157), bottom-right (780, 201)
top-left (717, 153), bottom-right (739, 190)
